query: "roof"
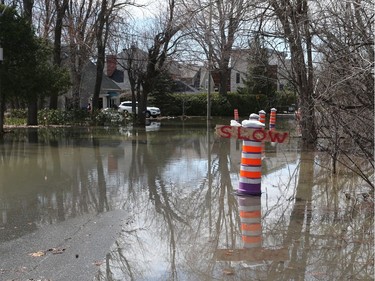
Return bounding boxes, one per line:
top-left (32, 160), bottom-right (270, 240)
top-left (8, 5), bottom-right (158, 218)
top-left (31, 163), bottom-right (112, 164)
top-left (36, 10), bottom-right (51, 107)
top-left (82, 61), bottom-right (121, 92)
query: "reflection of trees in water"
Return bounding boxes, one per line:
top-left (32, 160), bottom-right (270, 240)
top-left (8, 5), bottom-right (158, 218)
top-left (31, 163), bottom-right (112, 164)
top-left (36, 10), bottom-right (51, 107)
top-left (44, 136), bottom-right (110, 217)
top-left (264, 152), bottom-right (374, 281)
top-left (0, 138), bottom-right (40, 242)
top-left (96, 128), bottom-right (240, 280)
top-left (88, 122), bottom-right (374, 280)
top-left (0, 129), bottom-right (112, 242)
top-left (4, 126), bottom-right (368, 280)
top-left (278, 152), bottom-right (313, 281)
top-left (311, 153), bottom-right (373, 281)
top-left (93, 137), bottom-right (109, 213)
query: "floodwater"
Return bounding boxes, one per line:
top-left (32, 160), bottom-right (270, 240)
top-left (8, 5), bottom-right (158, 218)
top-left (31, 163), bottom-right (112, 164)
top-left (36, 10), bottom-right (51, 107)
top-left (0, 116), bottom-right (373, 281)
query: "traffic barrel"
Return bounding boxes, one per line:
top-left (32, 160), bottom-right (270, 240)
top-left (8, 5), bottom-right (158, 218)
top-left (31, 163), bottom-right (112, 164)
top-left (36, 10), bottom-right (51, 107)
top-left (238, 114), bottom-right (264, 196)
top-left (269, 108), bottom-right (277, 130)
top-left (234, 109), bottom-right (239, 121)
top-left (258, 110), bottom-right (266, 124)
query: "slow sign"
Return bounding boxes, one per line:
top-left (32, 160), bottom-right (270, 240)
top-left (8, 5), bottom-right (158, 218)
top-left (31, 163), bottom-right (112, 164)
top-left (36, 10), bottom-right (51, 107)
top-left (215, 125), bottom-right (289, 143)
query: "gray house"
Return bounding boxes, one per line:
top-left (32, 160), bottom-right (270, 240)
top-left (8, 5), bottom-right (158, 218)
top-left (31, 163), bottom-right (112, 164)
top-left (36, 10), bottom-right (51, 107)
top-left (79, 61), bottom-right (121, 109)
top-left (60, 61), bottom-right (122, 110)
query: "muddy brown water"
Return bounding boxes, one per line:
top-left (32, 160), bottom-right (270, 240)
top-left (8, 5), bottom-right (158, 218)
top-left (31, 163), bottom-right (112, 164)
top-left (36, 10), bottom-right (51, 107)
top-left (0, 116), bottom-right (373, 281)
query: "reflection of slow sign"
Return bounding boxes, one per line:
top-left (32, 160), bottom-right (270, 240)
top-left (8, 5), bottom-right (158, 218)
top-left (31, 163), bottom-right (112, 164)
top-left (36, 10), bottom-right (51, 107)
top-left (215, 125), bottom-right (288, 144)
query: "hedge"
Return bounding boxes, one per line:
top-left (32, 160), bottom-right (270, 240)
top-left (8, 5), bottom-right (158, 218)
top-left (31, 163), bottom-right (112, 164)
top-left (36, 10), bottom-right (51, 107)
top-left (154, 91), bottom-right (295, 117)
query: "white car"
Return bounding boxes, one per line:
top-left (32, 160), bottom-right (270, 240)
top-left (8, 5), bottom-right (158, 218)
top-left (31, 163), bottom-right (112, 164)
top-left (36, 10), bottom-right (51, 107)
top-left (118, 101), bottom-right (161, 118)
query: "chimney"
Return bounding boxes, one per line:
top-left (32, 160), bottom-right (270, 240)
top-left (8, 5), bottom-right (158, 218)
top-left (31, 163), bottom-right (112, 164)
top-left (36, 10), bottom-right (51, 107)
top-left (106, 55), bottom-right (116, 77)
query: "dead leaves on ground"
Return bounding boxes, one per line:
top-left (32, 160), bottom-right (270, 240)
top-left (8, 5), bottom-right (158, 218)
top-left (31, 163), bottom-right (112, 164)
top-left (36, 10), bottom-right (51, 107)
top-left (49, 248), bottom-right (66, 255)
top-left (93, 260), bottom-right (104, 266)
top-left (29, 248), bottom-right (66, 257)
top-left (223, 268), bottom-right (235, 275)
top-left (29, 251), bottom-right (46, 257)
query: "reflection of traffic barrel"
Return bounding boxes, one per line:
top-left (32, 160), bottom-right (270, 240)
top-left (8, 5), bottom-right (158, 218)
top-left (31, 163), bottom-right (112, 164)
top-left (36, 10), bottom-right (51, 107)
top-left (238, 196), bottom-right (262, 248)
top-left (238, 114), bottom-right (265, 196)
top-left (269, 108), bottom-right (277, 130)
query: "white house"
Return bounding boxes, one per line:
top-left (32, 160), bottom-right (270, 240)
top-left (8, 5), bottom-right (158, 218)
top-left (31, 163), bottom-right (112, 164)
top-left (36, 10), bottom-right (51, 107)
top-left (229, 48), bottom-right (290, 93)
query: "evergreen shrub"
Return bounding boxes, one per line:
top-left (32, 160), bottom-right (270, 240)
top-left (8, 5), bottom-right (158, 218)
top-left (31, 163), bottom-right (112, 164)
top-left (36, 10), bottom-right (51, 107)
top-left (163, 92), bottom-right (275, 117)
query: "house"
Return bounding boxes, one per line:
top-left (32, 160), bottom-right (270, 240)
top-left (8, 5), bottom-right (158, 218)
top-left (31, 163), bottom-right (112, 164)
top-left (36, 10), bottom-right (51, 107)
top-left (105, 47), bottom-right (292, 98)
top-left (171, 63), bottom-right (201, 93)
top-left (105, 50), bottom-right (203, 95)
top-left (59, 47), bottom-right (122, 110)
top-left (105, 48), bottom-right (148, 96)
top-left (80, 61), bottom-right (122, 109)
top-left (79, 49), bottom-right (282, 109)
top-left (229, 48), bottom-right (290, 93)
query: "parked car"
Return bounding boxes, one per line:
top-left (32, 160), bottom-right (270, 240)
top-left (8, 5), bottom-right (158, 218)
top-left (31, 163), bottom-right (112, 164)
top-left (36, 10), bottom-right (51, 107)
top-left (118, 101), bottom-right (161, 118)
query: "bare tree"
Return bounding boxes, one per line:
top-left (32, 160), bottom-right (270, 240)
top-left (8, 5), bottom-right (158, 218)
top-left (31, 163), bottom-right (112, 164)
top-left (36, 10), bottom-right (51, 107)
top-left (20, 0), bottom-right (42, 125)
top-left (33, 0), bottom-right (69, 109)
top-left (135, 0), bottom-right (191, 125)
top-left (50, 0), bottom-right (69, 109)
top-left (64, 0), bottom-right (97, 109)
top-left (91, 0), bottom-right (109, 111)
top-left (33, 0), bottom-right (54, 38)
top-left (120, 43), bottom-right (147, 115)
top-left (312, 0), bottom-right (374, 186)
top-left (268, 0), bottom-right (317, 147)
top-left (92, 0), bottom-right (135, 111)
top-left (185, 0), bottom-right (253, 95)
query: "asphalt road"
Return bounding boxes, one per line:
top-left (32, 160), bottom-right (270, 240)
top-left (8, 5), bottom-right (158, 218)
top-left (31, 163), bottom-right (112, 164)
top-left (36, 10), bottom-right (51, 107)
top-left (0, 210), bottom-right (127, 281)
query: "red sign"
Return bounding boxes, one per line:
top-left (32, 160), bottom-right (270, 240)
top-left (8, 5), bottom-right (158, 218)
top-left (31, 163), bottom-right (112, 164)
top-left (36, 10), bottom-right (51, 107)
top-left (215, 125), bottom-right (289, 143)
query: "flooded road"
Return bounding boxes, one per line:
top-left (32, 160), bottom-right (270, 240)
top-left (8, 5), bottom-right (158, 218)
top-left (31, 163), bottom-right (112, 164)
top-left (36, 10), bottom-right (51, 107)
top-left (0, 116), bottom-right (373, 281)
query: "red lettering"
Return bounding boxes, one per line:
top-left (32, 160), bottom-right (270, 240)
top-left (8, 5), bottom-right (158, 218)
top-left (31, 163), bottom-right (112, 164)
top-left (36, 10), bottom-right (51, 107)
top-left (237, 127), bottom-right (248, 140)
top-left (252, 129), bottom-right (267, 141)
top-left (219, 125), bottom-right (232, 138)
top-left (268, 131), bottom-right (288, 143)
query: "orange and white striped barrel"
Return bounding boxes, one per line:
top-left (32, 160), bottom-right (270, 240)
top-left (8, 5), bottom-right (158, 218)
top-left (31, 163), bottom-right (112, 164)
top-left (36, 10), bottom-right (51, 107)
top-left (239, 114), bottom-right (264, 196)
top-left (234, 109), bottom-right (239, 121)
top-left (269, 108), bottom-right (277, 130)
top-left (258, 110), bottom-right (266, 124)
top-left (238, 196), bottom-right (262, 248)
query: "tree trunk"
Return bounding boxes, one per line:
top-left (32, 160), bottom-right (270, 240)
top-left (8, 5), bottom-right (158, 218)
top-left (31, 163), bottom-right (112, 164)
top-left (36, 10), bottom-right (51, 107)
top-left (50, 0), bottom-right (69, 109)
top-left (92, 53), bottom-right (104, 110)
top-left (137, 82), bottom-right (150, 125)
top-left (0, 87), bottom-right (4, 135)
top-left (218, 68), bottom-right (229, 96)
top-left (27, 99), bottom-right (38, 125)
top-left (22, 0), bottom-right (33, 23)
top-left (270, 0), bottom-right (317, 148)
top-left (92, 0), bottom-right (108, 111)
top-left (23, 0), bottom-right (39, 126)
